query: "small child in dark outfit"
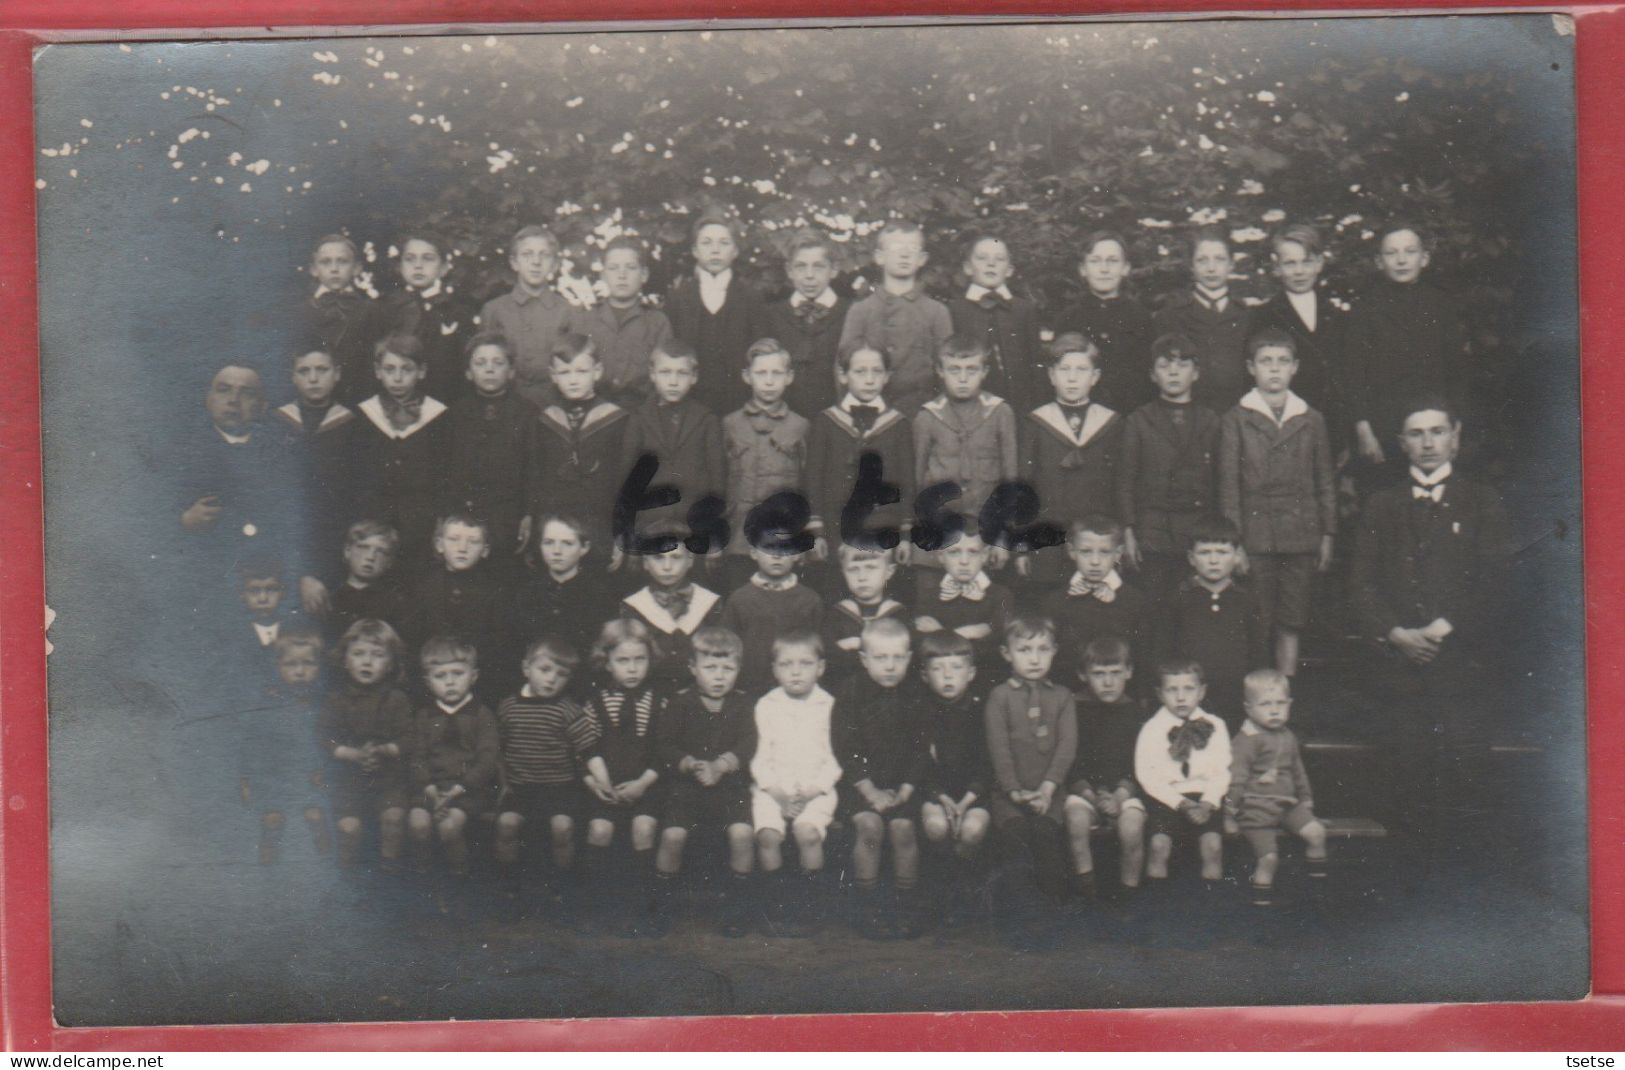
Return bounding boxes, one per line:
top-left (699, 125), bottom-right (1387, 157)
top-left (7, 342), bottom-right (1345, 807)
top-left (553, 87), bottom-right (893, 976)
top-left (406, 636), bottom-right (500, 876)
top-left (239, 629), bottom-right (330, 866)
top-left (321, 618), bottom-right (414, 868)
top-left (1064, 638), bottom-right (1147, 890)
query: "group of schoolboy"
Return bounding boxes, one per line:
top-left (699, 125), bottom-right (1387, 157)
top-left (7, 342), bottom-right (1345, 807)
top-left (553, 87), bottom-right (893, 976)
top-left (228, 209), bottom-right (1489, 942)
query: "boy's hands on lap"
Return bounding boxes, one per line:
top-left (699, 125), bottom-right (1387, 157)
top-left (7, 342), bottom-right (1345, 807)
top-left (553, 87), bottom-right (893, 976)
top-left (914, 616), bottom-right (944, 633)
top-left (1032, 781), bottom-right (1057, 815)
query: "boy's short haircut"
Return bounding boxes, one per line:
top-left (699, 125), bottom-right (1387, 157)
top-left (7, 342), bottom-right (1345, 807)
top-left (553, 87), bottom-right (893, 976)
top-left (1270, 223), bottom-right (1323, 258)
top-left (237, 555), bottom-right (284, 583)
top-left (860, 616), bottom-right (911, 648)
top-left (435, 513), bottom-right (491, 541)
top-left (1046, 331), bottom-right (1099, 367)
top-left (345, 519), bottom-right (402, 552)
top-left (1003, 615), bottom-right (1058, 646)
top-left (1243, 667), bottom-right (1291, 701)
top-left (1081, 636), bottom-right (1133, 670)
top-left (1067, 515), bottom-right (1125, 547)
top-left (536, 512), bottom-right (591, 543)
top-left (692, 210), bottom-right (742, 245)
top-left (421, 635), bottom-right (478, 671)
top-left (961, 230), bottom-right (1007, 259)
top-left (592, 618), bottom-right (657, 670)
top-left (510, 224), bottom-right (561, 255)
top-left (273, 626), bottom-right (325, 661)
top-left (771, 630), bottom-right (824, 660)
top-left (918, 632), bottom-right (974, 664)
top-left (1078, 229), bottom-right (1130, 263)
top-left (1246, 327), bottom-right (1298, 361)
top-left (1188, 224), bottom-right (1231, 257)
top-left (1151, 332), bottom-right (1200, 365)
top-left (523, 636), bottom-right (581, 670)
top-left (374, 332), bottom-right (425, 365)
top-left (875, 219), bottom-right (925, 249)
top-left (937, 333), bottom-right (989, 369)
top-left (652, 338), bottom-right (700, 370)
top-left (1376, 218), bottom-right (1433, 251)
top-left (1156, 658), bottom-right (1206, 687)
top-left (289, 344), bottom-right (335, 368)
top-left (785, 227), bottom-right (834, 263)
top-left (690, 626), bottom-right (745, 663)
top-left (1186, 514), bottom-right (1243, 551)
top-left (311, 233), bottom-right (359, 260)
top-left (463, 331), bottom-right (516, 367)
top-left (601, 234), bottom-right (649, 268)
top-left (550, 332), bottom-right (597, 366)
top-left (837, 337), bottom-right (891, 372)
top-left (837, 542), bottom-right (893, 566)
top-left (338, 618), bottom-right (405, 673)
top-left (396, 228), bottom-right (449, 258)
top-left (745, 337), bottom-right (790, 369)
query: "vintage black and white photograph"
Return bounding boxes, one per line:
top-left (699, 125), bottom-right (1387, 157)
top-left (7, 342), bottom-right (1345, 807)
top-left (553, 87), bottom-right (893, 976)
top-left (37, 14), bottom-right (1586, 1025)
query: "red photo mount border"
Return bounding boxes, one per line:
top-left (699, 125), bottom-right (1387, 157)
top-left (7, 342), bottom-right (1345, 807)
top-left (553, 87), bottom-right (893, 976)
top-left (1, 0), bottom-right (1621, 1051)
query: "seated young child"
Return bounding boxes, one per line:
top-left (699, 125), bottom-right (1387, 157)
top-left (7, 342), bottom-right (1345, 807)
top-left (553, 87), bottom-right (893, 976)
top-left (320, 618), bottom-right (414, 869)
top-left (750, 631), bottom-right (841, 937)
top-left (1134, 659), bottom-right (1232, 882)
top-left (328, 520), bottom-right (407, 640)
top-left (834, 617), bottom-right (931, 939)
top-left (1154, 516), bottom-right (1270, 732)
top-left (1040, 516), bottom-right (1152, 684)
top-left (913, 526), bottom-right (1013, 674)
top-left (653, 627), bottom-right (759, 936)
top-left (984, 616), bottom-right (1078, 912)
top-left (493, 638), bottom-right (604, 918)
top-left (512, 513), bottom-right (616, 679)
top-left (917, 634), bottom-right (992, 918)
top-left (238, 628), bottom-right (329, 865)
top-left (1064, 638), bottom-right (1147, 892)
top-left (581, 619), bottom-right (668, 934)
top-left (446, 332), bottom-right (537, 565)
top-left (620, 339), bottom-right (725, 537)
top-left (1218, 329), bottom-right (1335, 677)
top-left (1224, 668), bottom-right (1327, 901)
top-left (620, 537), bottom-right (723, 688)
top-left (820, 544), bottom-right (907, 686)
top-left (720, 541), bottom-right (824, 698)
top-left (407, 637), bottom-right (500, 877)
top-left (353, 332), bottom-right (452, 564)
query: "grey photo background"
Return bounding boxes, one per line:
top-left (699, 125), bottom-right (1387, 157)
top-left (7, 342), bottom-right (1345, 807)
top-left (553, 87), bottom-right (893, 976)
top-left (37, 16), bottom-right (1584, 1025)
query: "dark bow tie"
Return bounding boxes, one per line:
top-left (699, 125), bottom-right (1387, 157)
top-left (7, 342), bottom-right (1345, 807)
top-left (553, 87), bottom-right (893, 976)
top-left (793, 300), bottom-right (831, 325)
top-left (848, 404), bottom-right (880, 434)
top-left (977, 293), bottom-right (1007, 311)
top-left (1167, 717), bottom-right (1216, 769)
top-left (381, 394), bottom-right (424, 431)
top-left (651, 584), bottom-right (694, 619)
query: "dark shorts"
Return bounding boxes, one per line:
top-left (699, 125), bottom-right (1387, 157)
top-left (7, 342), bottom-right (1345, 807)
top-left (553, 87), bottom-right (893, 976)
top-left (838, 782), bottom-right (925, 823)
top-left (1146, 795), bottom-right (1221, 842)
top-left (586, 782), bottom-right (667, 825)
top-left (503, 782), bottom-right (587, 825)
top-left (419, 781), bottom-right (497, 819)
top-left (662, 778), bottom-right (752, 832)
top-left (1249, 551), bottom-right (1315, 631)
top-left (990, 791), bottom-right (1064, 828)
top-left (1235, 795), bottom-right (1316, 833)
top-left (329, 769), bottom-right (411, 821)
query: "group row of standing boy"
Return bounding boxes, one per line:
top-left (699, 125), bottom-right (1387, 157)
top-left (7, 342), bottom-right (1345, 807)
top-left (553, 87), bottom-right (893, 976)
top-left (195, 207), bottom-right (1509, 942)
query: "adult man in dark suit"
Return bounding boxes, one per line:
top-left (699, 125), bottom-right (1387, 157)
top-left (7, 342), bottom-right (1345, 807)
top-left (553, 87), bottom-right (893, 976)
top-left (1349, 395), bottom-right (1512, 861)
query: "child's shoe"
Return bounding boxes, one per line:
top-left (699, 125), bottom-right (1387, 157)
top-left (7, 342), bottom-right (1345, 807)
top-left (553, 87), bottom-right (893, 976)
top-left (895, 887), bottom-right (930, 940)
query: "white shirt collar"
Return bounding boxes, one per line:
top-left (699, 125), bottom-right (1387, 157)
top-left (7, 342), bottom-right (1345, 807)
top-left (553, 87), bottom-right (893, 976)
top-left (1285, 289), bottom-right (1318, 332)
top-left (1194, 285), bottom-right (1229, 311)
top-left (840, 393), bottom-right (887, 415)
top-left (965, 283), bottom-right (1014, 302)
top-left (436, 695), bottom-right (473, 715)
top-left (1239, 388), bottom-right (1309, 425)
top-left (253, 620), bottom-right (280, 646)
top-left (698, 268), bottom-right (732, 314)
top-left (1411, 461), bottom-right (1453, 487)
top-left (1069, 569), bottom-right (1122, 592)
top-left (216, 425), bottom-right (252, 445)
top-left (416, 279), bottom-right (444, 300)
top-left (312, 284), bottom-right (353, 300)
top-left (790, 288), bottom-right (838, 309)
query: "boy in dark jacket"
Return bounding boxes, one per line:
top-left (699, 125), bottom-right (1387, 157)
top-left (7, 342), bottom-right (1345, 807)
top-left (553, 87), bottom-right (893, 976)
top-left (1057, 230), bottom-right (1155, 413)
top-left (947, 233), bottom-right (1045, 414)
top-left (370, 230), bottom-right (477, 404)
top-left (762, 228), bottom-right (849, 418)
top-left (446, 332), bottom-right (539, 567)
top-left (1152, 226), bottom-right (1254, 412)
top-left (407, 636), bottom-right (501, 876)
top-left (666, 212), bottom-right (770, 414)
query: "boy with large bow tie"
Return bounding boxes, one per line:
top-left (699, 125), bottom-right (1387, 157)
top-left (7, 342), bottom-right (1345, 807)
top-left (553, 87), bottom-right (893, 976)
top-left (1133, 658), bottom-right (1231, 882)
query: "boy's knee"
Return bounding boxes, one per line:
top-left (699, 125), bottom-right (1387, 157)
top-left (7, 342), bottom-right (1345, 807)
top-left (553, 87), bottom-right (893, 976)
top-left (337, 816), bottom-right (362, 836)
top-left (661, 825), bottom-right (689, 848)
top-left (961, 812), bottom-right (990, 845)
top-left (791, 823), bottom-right (823, 851)
top-left (586, 819), bottom-right (614, 847)
top-left (726, 823), bottom-right (754, 849)
top-left (922, 813), bottom-right (950, 841)
top-left (550, 815), bottom-right (574, 838)
top-left (495, 811), bottom-right (524, 836)
top-left (1301, 819), bottom-right (1326, 843)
